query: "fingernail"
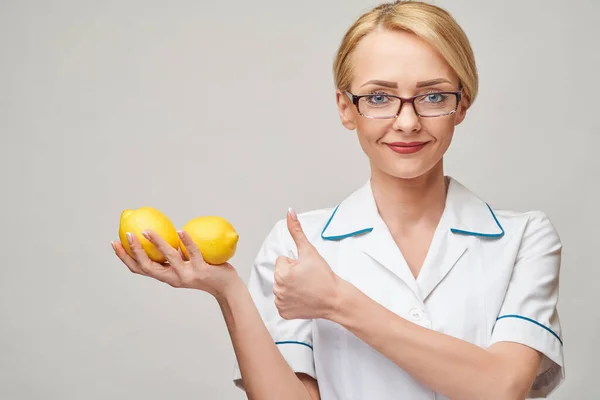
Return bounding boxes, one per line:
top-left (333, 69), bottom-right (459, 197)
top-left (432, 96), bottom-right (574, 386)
top-left (111, 241), bottom-right (116, 251)
top-left (126, 232), bottom-right (133, 245)
top-left (288, 207), bottom-right (297, 221)
top-left (177, 230), bottom-right (184, 240)
top-left (141, 231), bottom-right (150, 240)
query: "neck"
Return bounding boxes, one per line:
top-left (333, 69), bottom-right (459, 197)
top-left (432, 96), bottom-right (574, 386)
top-left (369, 161), bottom-right (448, 232)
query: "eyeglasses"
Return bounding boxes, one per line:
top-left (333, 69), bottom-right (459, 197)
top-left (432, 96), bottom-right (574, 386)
top-left (345, 90), bottom-right (462, 119)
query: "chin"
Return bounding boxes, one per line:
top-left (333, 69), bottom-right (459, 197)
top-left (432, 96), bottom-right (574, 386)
top-left (371, 154), bottom-right (442, 180)
top-left (375, 163), bottom-right (430, 180)
top-left (387, 169), bottom-right (430, 180)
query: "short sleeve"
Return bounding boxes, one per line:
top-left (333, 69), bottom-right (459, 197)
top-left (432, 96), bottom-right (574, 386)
top-left (232, 219), bottom-right (315, 391)
top-left (489, 211), bottom-right (565, 398)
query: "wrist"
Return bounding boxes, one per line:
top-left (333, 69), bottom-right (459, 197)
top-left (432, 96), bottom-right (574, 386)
top-left (212, 274), bottom-right (245, 303)
top-left (324, 277), bottom-right (355, 323)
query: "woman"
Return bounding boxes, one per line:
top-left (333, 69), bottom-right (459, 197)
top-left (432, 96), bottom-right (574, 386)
top-left (112, 1), bottom-right (564, 399)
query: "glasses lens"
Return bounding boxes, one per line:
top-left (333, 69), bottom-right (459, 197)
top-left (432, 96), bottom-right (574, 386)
top-left (358, 95), bottom-right (401, 118)
top-left (414, 93), bottom-right (458, 117)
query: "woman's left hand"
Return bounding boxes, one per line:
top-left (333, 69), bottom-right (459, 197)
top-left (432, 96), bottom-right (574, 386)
top-left (273, 209), bottom-right (342, 320)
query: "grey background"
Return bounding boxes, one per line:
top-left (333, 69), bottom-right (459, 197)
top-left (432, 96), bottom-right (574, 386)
top-left (1, 0), bottom-right (598, 399)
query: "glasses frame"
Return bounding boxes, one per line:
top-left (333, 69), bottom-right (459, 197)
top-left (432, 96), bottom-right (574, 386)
top-left (345, 90), bottom-right (463, 119)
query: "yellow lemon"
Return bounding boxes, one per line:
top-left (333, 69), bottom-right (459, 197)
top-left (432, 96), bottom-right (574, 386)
top-left (181, 216), bottom-right (239, 265)
top-left (118, 206), bottom-right (179, 263)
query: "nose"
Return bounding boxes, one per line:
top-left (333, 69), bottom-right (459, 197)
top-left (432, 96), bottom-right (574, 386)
top-left (392, 102), bottom-right (421, 134)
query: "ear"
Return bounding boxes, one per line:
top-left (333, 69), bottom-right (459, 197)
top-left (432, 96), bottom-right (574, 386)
top-left (336, 90), bottom-right (357, 130)
top-left (453, 96), bottom-right (469, 127)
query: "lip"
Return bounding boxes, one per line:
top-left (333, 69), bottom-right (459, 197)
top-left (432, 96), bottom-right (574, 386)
top-left (387, 141), bottom-right (428, 146)
top-left (385, 141), bottom-right (429, 154)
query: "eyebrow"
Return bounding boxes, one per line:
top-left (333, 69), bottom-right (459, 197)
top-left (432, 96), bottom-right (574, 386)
top-left (415, 78), bottom-right (452, 88)
top-left (360, 78), bottom-right (452, 88)
top-left (360, 80), bottom-right (397, 88)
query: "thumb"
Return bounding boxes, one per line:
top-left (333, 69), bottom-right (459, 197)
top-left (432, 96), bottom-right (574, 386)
top-left (287, 207), bottom-right (312, 257)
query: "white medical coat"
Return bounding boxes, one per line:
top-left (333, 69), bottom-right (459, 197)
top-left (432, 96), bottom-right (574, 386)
top-left (233, 176), bottom-right (564, 399)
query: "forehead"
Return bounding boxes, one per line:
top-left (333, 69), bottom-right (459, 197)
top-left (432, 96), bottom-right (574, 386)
top-left (350, 29), bottom-right (457, 90)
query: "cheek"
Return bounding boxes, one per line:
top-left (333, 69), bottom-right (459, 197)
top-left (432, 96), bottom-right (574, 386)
top-left (425, 120), bottom-right (455, 148)
top-left (355, 119), bottom-right (390, 145)
top-left (355, 121), bottom-right (390, 157)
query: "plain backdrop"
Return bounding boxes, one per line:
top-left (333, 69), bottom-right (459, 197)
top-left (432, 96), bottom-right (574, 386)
top-left (1, 0), bottom-right (598, 399)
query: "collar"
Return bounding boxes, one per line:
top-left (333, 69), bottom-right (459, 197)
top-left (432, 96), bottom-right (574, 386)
top-left (321, 176), bottom-right (504, 241)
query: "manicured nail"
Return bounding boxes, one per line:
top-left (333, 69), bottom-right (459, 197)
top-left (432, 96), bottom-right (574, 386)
top-left (141, 231), bottom-right (151, 240)
top-left (111, 241), bottom-right (116, 251)
top-left (126, 232), bottom-right (133, 245)
top-left (177, 230), bottom-right (184, 240)
top-left (288, 207), bottom-right (297, 221)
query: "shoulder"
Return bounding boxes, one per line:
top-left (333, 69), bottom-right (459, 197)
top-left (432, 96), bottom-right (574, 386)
top-left (485, 207), bottom-right (562, 271)
top-left (492, 208), bottom-right (561, 246)
top-left (442, 177), bottom-right (561, 247)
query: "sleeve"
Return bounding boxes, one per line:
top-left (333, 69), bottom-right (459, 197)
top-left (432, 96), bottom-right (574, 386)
top-left (232, 219), bottom-right (315, 391)
top-left (489, 211), bottom-right (565, 398)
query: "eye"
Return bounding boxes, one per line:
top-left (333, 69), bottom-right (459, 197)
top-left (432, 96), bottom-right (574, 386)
top-left (365, 92), bottom-right (391, 106)
top-left (421, 93), bottom-right (448, 103)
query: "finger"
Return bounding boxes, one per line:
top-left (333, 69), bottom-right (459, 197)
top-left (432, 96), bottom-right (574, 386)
top-left (113, 240), bottom-right (146, 276)
top-left (178, 230), bottom-right (205, 264)
top-left (127, 233), bottom-right (185, 285)
top-left (127, 232), bottom-right (162, 276)
top-left (141, 229), bottom-right (183, 267)
top-left (273, 284), bottom-right (281, 299)
top-left (274, 256), bottom-right (293, 285)
top-left (286, 208), bottom-right (312, 257)
top-left (275, 255), bottom-right (294, 267)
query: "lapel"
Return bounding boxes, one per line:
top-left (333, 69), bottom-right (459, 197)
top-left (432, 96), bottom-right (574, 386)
top-left (321, 177), bottom-right (505, 302)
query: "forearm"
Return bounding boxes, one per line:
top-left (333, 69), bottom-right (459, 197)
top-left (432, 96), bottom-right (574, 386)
top-left (216, 278), bottom-right (313, 400)
top-left (331, 280), bottom-right (526, 400)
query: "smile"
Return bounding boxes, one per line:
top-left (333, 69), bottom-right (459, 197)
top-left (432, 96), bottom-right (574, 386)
top-left (385, 142), bottom-right (429, 154)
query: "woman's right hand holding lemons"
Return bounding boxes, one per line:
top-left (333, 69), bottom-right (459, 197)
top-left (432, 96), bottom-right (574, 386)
top-left (114, 230), bottom-right (239, 297)
top-left (113, 229), bottom-right (240, 298)
top-left (112, 208), bottom-right (241, 298)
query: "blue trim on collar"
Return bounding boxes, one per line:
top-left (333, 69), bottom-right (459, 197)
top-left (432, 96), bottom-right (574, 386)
top-left (321, 204), bottom-right (374, 241)
top-left (450, 203), bottom-right (505, 238)
top-left (321, 202), bottom-right (504, 241)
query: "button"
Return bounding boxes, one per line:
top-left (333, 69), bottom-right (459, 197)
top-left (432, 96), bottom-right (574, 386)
top-left (408, 308), bottom-right (423, 321)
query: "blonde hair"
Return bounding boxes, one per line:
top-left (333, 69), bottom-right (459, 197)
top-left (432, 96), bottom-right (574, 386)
top-left (333, 0), bottom-right (478, 107)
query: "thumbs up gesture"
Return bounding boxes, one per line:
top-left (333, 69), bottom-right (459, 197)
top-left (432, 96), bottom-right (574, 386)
top-left (273, 208), bottom-right (342, 321)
